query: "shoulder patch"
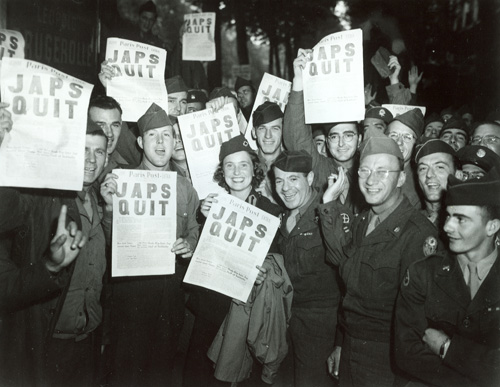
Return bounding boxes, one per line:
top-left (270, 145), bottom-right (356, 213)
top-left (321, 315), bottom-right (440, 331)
top-left (403, 269), bottom-right (410, 286)
top-left (423, 236), bottom-right (438, 257)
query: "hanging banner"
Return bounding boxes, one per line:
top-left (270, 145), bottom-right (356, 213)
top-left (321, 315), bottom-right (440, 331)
top-left (177, 104), bottom-right (240, 199)
top-left (0, 58), bottom-right (93, 190)
top-left (182, 12), bottom-right (216, 61)
top-left (244, 73), bottom-right (291, 149)
top-left (105, 37), bottom-right (168, 122)
top-left (111, 169), bottom-right (177, 277)
top-left (183, 192), bottom-right (280, 302)
top-left (303, 29), bottom-right (364, 123)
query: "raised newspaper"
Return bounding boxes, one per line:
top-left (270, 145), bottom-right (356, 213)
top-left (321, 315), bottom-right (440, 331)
top-left (182, 12), bottom-right (216, 61)
top-left (105, 38), bottom-right (167, 122)
top-left (0, 58), bottom-right (93, 190)
top-left (244, 72), bottom-right (291, 149)
top-left (382, 104), bottom-right (426, 118)
top-left (177, 104), bottom-right (240, 199)
top-left (0, 29), bottom-right (25, 62)
top-left (111, 169), bottom-right (177, 277)
top-left (183, 192), bottom-right (280, 302)
top-left (303, 29), bottom-right (364, 123)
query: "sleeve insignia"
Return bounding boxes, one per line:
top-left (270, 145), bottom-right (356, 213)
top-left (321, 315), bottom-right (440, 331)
top-left (423, 236), bottom-right (438, 257)
top-left (341, 213), bottom-right (350, 224)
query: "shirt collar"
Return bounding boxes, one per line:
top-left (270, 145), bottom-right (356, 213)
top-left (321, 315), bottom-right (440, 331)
top-left (457, 247), bottom-right (498, 280)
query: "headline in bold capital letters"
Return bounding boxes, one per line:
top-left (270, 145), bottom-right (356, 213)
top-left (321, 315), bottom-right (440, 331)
top-left (182, 12), bottom-right (216, 61)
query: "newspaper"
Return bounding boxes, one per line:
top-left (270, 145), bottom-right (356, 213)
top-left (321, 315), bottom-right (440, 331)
top-left (183, 193), bottom-right (280, 302)
top-left (0, 58), bottom-right (93, 190)
top-left (382, 104), bottom-right (426, 118)
top-left (105, 38), bottom-right (168, 122)
top-left (111, 169), bottom-right (177, 277)
top-left (303, 29), bottom-right (364, 123)
top-left (182, 12), bottom-right (216, 61)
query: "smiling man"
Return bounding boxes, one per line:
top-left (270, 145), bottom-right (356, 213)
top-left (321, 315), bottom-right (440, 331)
top-left (395, 168), bottom-right (500, 387)
top-left (274, 150), bottom-right (341, 387)
top-left (319, 129), bottom-right (438, 387)
top-left (415, 140), bottom-right (458, 227)
top-left (439, 117), bottom-right (469, 152)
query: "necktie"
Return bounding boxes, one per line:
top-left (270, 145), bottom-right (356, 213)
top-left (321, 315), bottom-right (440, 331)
top-left (467, 262), bottom-right (480, 299)
top-left (83, 192), bottom-right (93, 222)
top-left (365, 215), bottom-right (380, 236)
top-left (286, 210), bottom-right (298, 233)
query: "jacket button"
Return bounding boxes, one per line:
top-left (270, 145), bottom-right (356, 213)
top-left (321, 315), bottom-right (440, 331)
top-left (463, 317), bottom-right (470, 328)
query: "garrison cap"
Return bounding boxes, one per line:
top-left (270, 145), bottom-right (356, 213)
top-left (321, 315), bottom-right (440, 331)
top-left (415, 139), bottom-right (456, 164)
top-left (273, 150), bottom-right (312, 174)
top-left (425, 112), bottom-right (444, 127)
top-left (446, 167), bottom-right (500, 206)
top-left (364, 107), bottom-right (393, 124)
top-left (391, 108), bottom-right (424, 138)
top-left (219, 134), bottom-right (256, 162)
top-left (440, 117), bottom-right (469, 137)
top-left (234, 76), bottom-right (253, 92)
top-left (139, 0), bottom-right (157, 15)
top-left (457, 145), bottom-right (500, 172)
top-left (138, 103), bottom-right (171, 135)
top-left (166, 75), bottom-right (188, 94)
top-left (187, 90), bottom-right (207, 104)
top-left (209, 87), bottom-right (236, 101)
top-left (253, 102), bottom-right (283, 127)
top-left (360, 127), bottom-right (403, 161)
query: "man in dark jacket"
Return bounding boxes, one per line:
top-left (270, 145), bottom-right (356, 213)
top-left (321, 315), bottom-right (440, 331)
top-left (0, 122), bottom-right (109, 387)
top-left (274, 150), bottom-right (341, 387)
top-left (319, 129), bottom-right (438, 386)
top-left (395, 168), bottom-right (500, 387)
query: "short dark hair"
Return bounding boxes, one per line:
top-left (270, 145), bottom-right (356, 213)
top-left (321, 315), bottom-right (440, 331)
top-left (213, 151), bottom-right (265, 193)
top-left (481, 205), bottom-right (500, 222)
top-left (89, 95), bottom-right (123, 115)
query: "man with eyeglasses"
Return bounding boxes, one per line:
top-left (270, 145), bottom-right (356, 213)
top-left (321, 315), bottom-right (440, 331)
top-left (319, 129), bottom-right (438, 386)
top-left (283, 49), bottom-right (365, 213)
top-left (470, 121), bottom-right (500, 156)
top-left (457, 145), bottom-right (500, 181)
top-left (415, 140), bottom-right (458, 228)
top-left (438, 117), bottom-right (469, 152)
top-left (386, 108), bottom-right (424, 208)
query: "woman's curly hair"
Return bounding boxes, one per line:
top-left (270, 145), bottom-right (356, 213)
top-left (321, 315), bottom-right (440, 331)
top-left (213, 151), bottom-right (265, 193)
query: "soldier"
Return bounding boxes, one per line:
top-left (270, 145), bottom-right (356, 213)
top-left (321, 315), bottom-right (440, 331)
top-left (395, 168), bottom-right (500, 386)
top-left (363, 106), bottom-right (393, 133)
top-left (439, 117), bottom-right (469, 152)
top-left (319, 129), bottom-right (438, 386)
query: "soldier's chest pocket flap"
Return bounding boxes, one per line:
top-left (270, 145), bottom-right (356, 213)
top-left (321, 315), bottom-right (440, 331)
top-left (295, 232), bottom-right (325, 275)
top-left (358, 250), bottom-right (401, 299)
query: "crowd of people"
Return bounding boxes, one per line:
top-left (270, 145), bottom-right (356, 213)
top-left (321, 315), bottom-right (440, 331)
top-left (1, 2), bottom-right (500, 387)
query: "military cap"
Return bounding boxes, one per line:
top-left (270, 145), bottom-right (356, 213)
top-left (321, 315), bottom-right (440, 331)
top-left (166, 75), bottom-right (188, 94)
top-left (424, 112), bottom-right (444, 127)
top-left (187, 90), bottom-right (207, 104)
top-left (391, 108), bottom-right (424, 138)
top-left (440, 117), bottom-right (468, 136)
top-left (364, 107), bottom-right (393, 124)
top-left (457, 145), bottom-right (500, 172)
top-left (139, 0), bottom-right (157, 15)
top-left (138, 103), bottom-right (171, 135)
top-left (86, 120), bottom-right (106, 135)
top-left (440, 107), bottom-right (455, 119)
top-left (446, 167), bottom-right (500, 206)
top-left (234, 77), bottom-right (253, 92)
top-left (414, 139), bottom-right (456, 164)
top-left (209, 87), bottom-right (236, 101)
top-left (273, 150), bottom-right (312, 174)
top-left (360, 127), bottom-right (403, 161)
top-left (253, 102), bottom-right (283, 127)
top-left (219, 134), bottom-right (256, 162)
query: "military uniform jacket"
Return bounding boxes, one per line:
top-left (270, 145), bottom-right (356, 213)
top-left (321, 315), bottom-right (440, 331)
top-left (277, 190), bottom-right (340, 309)
top-left (319, 196), bottom-right (438, 342)
top-left (395, 251), bottom-right (500, 387)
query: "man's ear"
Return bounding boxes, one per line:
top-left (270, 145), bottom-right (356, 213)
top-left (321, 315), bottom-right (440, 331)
top-left (397, 170), bottom-right (406, 188)
top-left (307, 171), bottom-right (315, 186)
top-left (486, 219), bottom-right (500, 237)
top-left (357, 134), bottom-right (362, 149)
top-left (137, 136), bottom-right (143, 150)
top-left (251, 127), bottom-right (257, 140)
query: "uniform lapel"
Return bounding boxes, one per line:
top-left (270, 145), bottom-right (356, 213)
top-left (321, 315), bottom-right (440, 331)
top-left (434, 255), bottom-right (471, 310)
top-left (467, 257), bottom-right (500, 315)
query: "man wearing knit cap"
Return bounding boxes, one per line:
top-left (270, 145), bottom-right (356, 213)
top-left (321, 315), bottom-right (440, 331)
top-left (251, 101), bottom-right (284, 203)
top-left (234, 76), bottom-right (256, 121)
top-left (386, 108), bottom-right (424, 208)
top-left (186, 90), bottom-right (207, 113)
top-left (273, 150), bottom-right (341, 387)
top-left (0, 121), bottom-right (109, 386)
top-left (363, 106), bottom-right (393, 133)
top-left (101, 103), bottom-right (199, 387)
top-left (458, 145), bottom-right (500, 180)
top-left (319, 129), bottom-right (438, 386)
top-left (422, 112), bottom-right (444, 141)
top-left (471, 121), bottom-right (500, 156)
top-left (395, 168), bottom-right (500, 387)
top-left (166, 75), bottom-right (189, 117)
top-left (439, 117), bottom-right (468, 152)
top-left (415, 140), bottom-right (458, 227)
top-left (284, 49), bottom-right (365, 214)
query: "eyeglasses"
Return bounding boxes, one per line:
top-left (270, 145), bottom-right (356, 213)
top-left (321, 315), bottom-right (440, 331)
top-left (470, 135), bottom-right (500, 146)
top-left (462, 170), bottom-right (485, 181)
top-left (388, 132), bottom-right (416, 143)
top-left (327, 132), bottom-right (356, 143)
top-left (358, 167), bottom-right (401, 180)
